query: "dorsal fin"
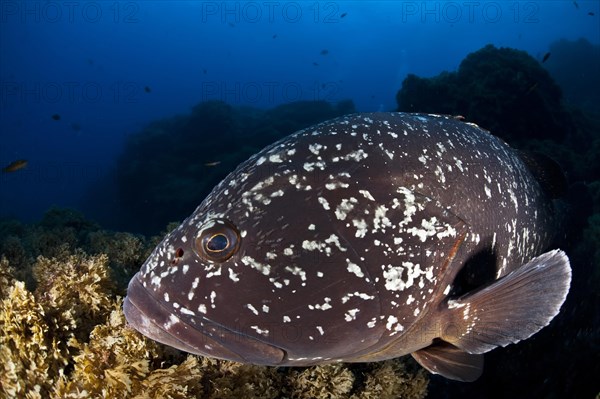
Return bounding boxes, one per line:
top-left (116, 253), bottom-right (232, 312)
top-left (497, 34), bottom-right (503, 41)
top-left (517, 150), bottom-right (568, 199)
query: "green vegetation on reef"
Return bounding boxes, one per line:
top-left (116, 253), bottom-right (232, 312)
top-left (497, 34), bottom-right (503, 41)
top-left (0, 210), bottom-right (428, 399)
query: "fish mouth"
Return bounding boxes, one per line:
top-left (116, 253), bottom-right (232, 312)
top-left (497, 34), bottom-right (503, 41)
top-left (123, 274), bottom-right (287, 365)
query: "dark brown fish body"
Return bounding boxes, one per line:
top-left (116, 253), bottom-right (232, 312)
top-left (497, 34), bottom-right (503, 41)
top-left (124, 113), bottom-right (571, 381)
top-left (2, 159), bottom-right (28, 173)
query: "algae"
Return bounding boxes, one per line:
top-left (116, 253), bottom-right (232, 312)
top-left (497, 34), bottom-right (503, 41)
top-left (0, 215), bottom-right (428, 399)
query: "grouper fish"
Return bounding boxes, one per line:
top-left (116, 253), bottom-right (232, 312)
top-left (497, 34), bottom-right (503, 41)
top-left (123, 112), bottom-right (571, 381)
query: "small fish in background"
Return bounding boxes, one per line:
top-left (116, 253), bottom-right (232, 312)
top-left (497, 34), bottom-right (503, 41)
top-left (228, 22), bottom-right (235, 27)
top-left (70, 122), bottom-right (82, 132)
top-left (573, 0), bottom-right (579, 9)
top-left (272, 34), bottom-right (277, 39)
top-left (2, 159), bottom-right (28, 173)
top-left (204, 161), bottom-right (221, 167)
top-left (312, 62), bottom-right (319, 66)
top-left (588, 11), bottom-right (595, 16)
top-left (340, 12), bottom-right (347, 18)
top-left (320, 49), bottom-right (329, 55)
top-left (51, 114), bottom-right (61, 121)
top-left (144, 86), bottom-right (152, 93)
top-left (542, 52), bottom-right (551, 63)
top-left (203, 69), bottom-right (207, 75)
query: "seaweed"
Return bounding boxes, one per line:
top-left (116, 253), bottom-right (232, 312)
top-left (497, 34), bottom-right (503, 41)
top-left (0, 219), bottom-right (428, 399)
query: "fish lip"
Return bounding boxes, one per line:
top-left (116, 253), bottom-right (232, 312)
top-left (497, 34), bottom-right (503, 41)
top-left (123, 274), bottom-right (287, 365)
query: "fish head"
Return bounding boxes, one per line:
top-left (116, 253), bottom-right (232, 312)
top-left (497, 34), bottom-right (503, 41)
top-left (124, 124), bottom-right (387, 365)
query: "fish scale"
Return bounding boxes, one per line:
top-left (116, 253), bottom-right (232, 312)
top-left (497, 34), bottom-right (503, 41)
top-left (124, 112), bottom-right (571, 382)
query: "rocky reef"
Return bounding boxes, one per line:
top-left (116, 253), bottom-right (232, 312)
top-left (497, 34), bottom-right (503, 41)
top-left (396, 43), bottom-right (600, 399)
top-left (396, 44), bottom-right (572, 143)
top-left (0, 210), bottom-right (428, 399)
top-left (90, 100), bottom-right (356, 234)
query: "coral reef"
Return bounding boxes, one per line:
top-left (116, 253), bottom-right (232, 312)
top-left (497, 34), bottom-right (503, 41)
top-left (0, 216), bottom-right (428, 399)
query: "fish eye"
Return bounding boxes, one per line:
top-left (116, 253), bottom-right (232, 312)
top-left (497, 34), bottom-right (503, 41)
top-left (205, 233), bottom-right (229, 252)
top-left (195, 219), bottom-right (240, 262)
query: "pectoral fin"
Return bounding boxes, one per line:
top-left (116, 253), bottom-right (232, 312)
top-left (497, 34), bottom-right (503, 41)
top-left (442, 249), bottom-right (571, 354)
top-left (412, 341), bottom-right (483, 382)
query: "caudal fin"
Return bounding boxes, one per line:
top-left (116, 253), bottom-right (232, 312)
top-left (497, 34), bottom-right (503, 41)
top-left (442, 249), bottom-right (571, 354)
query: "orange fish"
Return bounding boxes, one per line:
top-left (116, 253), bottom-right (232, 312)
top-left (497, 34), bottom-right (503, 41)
top-left (2, 159), bottom-right (28, 173)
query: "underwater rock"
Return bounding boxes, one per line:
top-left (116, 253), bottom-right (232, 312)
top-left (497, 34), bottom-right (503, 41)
top-left (110, 100), bottom-right (356, 234)
top-left (396, 44), bottom-right (573, 143)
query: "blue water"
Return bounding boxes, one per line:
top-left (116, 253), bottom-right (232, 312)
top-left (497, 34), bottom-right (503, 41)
top-left (0, 1), bottom-right (598, 225)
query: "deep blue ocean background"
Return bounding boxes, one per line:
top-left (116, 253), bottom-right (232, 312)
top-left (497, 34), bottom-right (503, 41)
top-left (1, 2), bottom-right (599, 398)
top-left (0, 1), bottom-right (598, 228)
